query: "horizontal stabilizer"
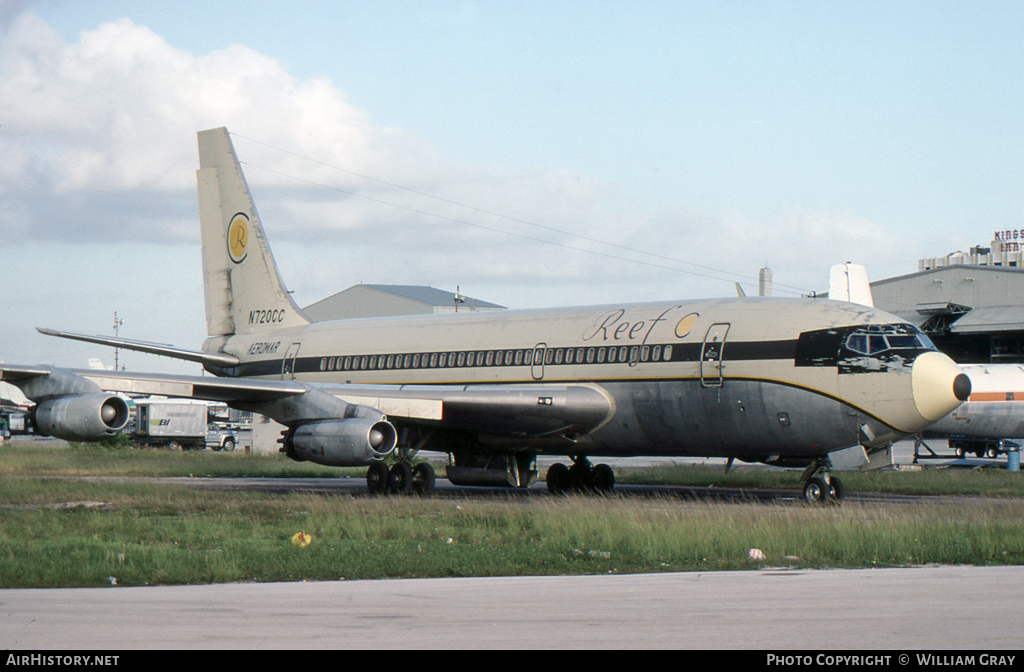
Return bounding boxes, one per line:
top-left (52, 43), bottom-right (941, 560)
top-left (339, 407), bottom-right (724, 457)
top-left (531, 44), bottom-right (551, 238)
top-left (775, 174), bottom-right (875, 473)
top-left (37, 328), bottom-right (240, 368)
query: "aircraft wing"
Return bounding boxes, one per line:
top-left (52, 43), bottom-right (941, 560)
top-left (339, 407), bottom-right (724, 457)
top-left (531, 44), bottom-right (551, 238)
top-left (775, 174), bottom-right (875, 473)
top-left (312, 382), bottom-right (613, 438)
top-left (75, 371), bottom-right (612, 438)
top-left (1, 365), bottom-right (612, 440)
top-left (0, 366), bottom-right (305, 404)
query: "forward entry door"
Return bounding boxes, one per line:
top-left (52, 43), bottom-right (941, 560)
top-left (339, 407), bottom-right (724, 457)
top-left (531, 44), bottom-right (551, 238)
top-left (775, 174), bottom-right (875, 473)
top-left (700, 323), bottom-right (730, 387)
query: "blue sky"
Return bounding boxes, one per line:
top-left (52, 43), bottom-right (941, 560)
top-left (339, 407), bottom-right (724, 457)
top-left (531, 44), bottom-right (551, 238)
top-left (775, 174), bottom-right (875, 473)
top-left (30, 0), bottom-right (1022, 225)
top-left (2, 1), bottom-right (1022, 372)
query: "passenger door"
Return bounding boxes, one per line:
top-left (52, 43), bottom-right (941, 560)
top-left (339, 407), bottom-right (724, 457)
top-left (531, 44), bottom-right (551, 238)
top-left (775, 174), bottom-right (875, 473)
top-left (700, 323), bottom-right (730, 388)
top-left (532, 343), bottom-right (547, 380)
top-left (282, 343), bottom-right (301, 380)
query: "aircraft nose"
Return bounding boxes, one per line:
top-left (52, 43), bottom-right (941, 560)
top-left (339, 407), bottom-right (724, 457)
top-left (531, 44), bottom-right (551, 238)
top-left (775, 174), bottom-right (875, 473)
top-left (911, 351), bottom-right (971, 422)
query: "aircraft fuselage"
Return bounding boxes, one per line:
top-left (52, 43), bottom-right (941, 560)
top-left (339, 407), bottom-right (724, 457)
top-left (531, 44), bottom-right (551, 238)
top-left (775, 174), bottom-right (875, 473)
top-left (204, 295), bottom-right (960, 461)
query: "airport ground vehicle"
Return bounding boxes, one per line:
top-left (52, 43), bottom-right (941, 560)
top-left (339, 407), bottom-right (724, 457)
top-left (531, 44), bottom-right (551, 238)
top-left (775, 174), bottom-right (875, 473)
top-left (133, 399), bottom-right (207, 450)
top-left (205, 423), bottom-right (237, 451)
top-left (948, 436), bottom-right (1017, 459)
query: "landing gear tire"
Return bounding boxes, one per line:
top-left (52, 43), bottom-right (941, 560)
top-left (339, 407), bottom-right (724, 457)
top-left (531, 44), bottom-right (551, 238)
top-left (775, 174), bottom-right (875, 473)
top-left (591, 464), bottom-right (615, 493)
top-left (388, 462), bottom-right (413, 495)
top-left (568, 462), bottom-right (591, 492)
top-left (366, 461), bottom-right (389, 494)
top-left (954, 446), bottom-right (965, 458)
top-left (985, 447), bottom-right (999, 459)
top-left (828, 476), bottom-right (845, 503)
top-left (546, 463), bottom-right (570, 495)
top-left (803, 477), bottom-right (829, 504)
top-left (548, 459), bottom-right (615, 494)
top-left (412, 463), bottom-right (436, 496)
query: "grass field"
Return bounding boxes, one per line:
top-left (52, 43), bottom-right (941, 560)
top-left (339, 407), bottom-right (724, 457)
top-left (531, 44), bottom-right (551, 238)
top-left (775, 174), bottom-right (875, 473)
top-left (2, 438), bottom-right (1023, 588)
top-left (616, 462), bottom-right (1024, 497)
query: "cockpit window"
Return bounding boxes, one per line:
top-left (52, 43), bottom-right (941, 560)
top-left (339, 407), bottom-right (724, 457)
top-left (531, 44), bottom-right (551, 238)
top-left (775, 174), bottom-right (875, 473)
top-left (885, 335), bottom-right (920, 349)
top-left (796, 323), bottom-right (935, 369)
top-left (868, 334), bottom-right (889, 354)
top-left (843, 328), bottom-right (931, 355)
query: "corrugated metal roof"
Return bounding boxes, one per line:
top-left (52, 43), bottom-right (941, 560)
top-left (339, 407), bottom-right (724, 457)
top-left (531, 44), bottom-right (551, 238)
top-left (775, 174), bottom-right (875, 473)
top-left (358, 285), bottom-right (505, 309)
top-left (871, 263), bottom-right (1024, 287)
top-left (951, 306), bottom-right (1024, 333)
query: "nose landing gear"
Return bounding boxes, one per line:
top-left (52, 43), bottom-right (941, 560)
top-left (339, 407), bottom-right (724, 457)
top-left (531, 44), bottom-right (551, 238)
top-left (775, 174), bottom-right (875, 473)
top-left (801, 462), bottom-right (844, 504)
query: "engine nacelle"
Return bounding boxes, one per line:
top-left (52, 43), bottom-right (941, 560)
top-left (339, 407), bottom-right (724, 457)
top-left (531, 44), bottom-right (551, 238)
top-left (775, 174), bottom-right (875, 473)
top-left (34, 393), bottom-right (131, 441)
top-left (286, 418), bottom-right (397, 467)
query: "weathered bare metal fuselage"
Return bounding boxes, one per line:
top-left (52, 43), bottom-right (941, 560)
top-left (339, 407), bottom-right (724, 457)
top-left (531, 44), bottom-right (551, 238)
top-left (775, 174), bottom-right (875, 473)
top-left (205, 296), bottom-right (961, 461)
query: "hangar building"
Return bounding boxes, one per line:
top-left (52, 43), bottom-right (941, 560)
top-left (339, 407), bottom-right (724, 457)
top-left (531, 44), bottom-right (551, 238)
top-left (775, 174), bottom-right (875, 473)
top-left (302, 284), bottom-right (506, 321)
top-left (870, 234), bottom-right (1024, 364)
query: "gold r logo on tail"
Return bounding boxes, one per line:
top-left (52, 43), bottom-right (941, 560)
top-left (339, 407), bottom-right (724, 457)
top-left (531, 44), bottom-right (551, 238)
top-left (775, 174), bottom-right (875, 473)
top-left (227, 213), bottom-right (249, 263)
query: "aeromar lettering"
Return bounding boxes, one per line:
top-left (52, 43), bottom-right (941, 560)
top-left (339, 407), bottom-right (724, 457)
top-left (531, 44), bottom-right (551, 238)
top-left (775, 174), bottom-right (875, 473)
top-left (247, 341), bottom-right (282, 356)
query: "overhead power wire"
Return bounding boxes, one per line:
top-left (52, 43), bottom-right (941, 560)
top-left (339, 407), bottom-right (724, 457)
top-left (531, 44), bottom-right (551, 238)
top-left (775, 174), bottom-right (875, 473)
top-left (241, 162), bottom-right (758, 287)
top-left (231, 132), bottom-right (815, 295)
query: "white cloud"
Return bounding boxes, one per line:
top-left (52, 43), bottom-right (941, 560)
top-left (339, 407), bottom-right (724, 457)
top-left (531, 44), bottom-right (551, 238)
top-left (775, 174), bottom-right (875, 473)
top-left (0, 10), bottom-right (919, 371)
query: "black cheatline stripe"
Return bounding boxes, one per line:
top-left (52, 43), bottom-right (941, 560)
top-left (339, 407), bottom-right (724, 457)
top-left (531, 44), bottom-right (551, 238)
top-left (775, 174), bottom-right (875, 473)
top-left (232, 339), bottom-right (800, 378)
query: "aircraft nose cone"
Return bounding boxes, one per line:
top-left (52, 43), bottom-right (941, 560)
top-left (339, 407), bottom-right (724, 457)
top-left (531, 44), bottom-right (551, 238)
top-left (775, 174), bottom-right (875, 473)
top-left (912, 351), bottom-right (970, 422)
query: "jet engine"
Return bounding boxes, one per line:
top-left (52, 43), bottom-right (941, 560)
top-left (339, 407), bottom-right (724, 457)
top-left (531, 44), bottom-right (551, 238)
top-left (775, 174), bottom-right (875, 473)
top-left (284, 418), bottom-right (397, 467)
top-left (34, 393), bottom-right (131, 441)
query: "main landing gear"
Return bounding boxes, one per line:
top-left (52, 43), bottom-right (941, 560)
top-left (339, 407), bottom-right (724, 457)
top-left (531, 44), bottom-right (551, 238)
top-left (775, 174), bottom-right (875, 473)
top-left (366, 460), bottom-right (435, 496)
top-left (800, 461), bottom-right (844, 504)
top-left (546, 456), bottom-right (615, 494)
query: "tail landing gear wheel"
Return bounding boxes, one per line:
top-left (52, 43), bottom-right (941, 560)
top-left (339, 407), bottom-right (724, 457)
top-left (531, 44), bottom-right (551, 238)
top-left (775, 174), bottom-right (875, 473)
top-left (366, 462), bottom-right (389, 494)
top-left (388, 462), bottom-right (413, 494)
top-left (412, 463), bottom-right (436, 496)
top-left (803, 477), bottom-right (829, 504)
top-left (546, 463), bottom-right (570, 495)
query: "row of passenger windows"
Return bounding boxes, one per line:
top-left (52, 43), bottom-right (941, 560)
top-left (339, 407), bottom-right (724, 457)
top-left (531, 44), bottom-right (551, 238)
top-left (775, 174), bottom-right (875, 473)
top-left (318, 344), bottom-right (676, 373)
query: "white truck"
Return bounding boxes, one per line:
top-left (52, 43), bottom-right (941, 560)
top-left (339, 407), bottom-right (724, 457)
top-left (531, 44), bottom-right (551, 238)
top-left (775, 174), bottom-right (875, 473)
top-left (133, 399), bottom-right (208, 450)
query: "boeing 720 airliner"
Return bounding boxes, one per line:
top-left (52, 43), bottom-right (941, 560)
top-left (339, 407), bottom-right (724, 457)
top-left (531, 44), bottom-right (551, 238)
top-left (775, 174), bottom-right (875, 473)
top-left (0, 128), bottom-right (971, 502)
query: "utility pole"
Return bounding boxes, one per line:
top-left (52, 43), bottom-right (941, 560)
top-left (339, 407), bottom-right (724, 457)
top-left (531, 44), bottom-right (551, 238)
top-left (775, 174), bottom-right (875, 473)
top-left (113, 312), bottom-right (124, 371)
top-left (454, 286), bottom-right (466, 313)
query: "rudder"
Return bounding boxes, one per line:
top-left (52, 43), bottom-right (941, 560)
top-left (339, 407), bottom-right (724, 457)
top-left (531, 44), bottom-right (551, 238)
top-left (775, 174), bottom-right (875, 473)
top-left (196, 127), bottom-right (309, 336)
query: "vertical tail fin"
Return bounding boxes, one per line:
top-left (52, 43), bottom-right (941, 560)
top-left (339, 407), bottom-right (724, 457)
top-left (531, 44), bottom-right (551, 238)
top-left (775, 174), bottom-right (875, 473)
top-left (196, 127), bottom-right (309, 336)
top-left (829, 262), bottom-right (874, 307)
